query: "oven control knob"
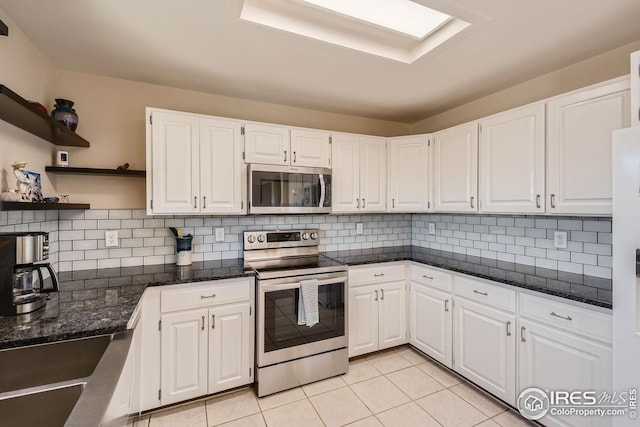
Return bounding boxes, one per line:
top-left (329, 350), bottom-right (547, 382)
top-left (257, 234), bottom-right (265, 243)
top-left (247, 235), bottom-right (255, 244)
top-left (302, 232), bottom-right (309, 240)
top-left (310, 232), bottom-right (318, 240)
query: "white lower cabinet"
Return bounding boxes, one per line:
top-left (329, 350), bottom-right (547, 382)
top-left (453, 296), bottom-right (516, 406)
top-left (138, 277), bottom-right (254, 410)
top-left (348, 264), bottom-right (406, 357)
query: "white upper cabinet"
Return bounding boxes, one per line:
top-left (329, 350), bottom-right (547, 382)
top-left (332, 133), bottom-right (386, 213)
top-left (147, 109), bottom-right (246, 215)
top-left (199, 118), bottom-right (245, 214)
top-left (388, 135), bottom-right (430, 212)
top-left (290, 129), bottom-right (331, 168)
top-left (547, 78), bottom-right (630, 215)
top-left (149, 111), bottom-right (200, 215)
top-left (244, 123), bottom-right (290, 166)
top-left (433, 122), bottom-right (478, 212)
top-left (479, 103), bottom-right (545, 214)
top-left (245, 124), bottom-right (331, 167)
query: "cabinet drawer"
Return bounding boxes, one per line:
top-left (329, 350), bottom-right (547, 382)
top-left (409, 263), bottom-right (452, 293)
top-left (161, 278), bottom-right (251, 313)
top-left (519, 293), bottom-right (612, 344)
top-left (454, 276), bottom-right (515, 313)
top-left (349, 263), bottom-right (406, 286)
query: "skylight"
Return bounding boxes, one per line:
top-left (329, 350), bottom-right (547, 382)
top-left (302, 0), bottom-right (451, 39)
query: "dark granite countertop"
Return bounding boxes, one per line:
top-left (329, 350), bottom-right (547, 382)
top-left (0, 258), bottom-right (253, 350)
top-left (324, 246), bottom-right (612, 309)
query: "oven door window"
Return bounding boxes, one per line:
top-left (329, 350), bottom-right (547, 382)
top-left (251, 171), bottom-right (324, 208)
top-left (263, 282), bottom-right (345, 353)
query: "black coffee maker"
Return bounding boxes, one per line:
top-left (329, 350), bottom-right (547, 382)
top-left (0, 232), bottom-right (59, 315)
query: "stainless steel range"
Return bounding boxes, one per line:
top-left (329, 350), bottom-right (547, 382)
top-left (244, 229), bottom-right (348, 397)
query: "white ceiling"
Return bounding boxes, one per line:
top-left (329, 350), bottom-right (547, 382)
top-left (2, 0), bottom-right (640, 123)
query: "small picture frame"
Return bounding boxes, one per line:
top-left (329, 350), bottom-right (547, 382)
top-left (56, 150), bottom-right (69, 167)
top-left (18, 170), bottom-right (43, 202)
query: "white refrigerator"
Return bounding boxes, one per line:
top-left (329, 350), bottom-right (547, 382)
top-left (612, 126), bottom-right (640, 427)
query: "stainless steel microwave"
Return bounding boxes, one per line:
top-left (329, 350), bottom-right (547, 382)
top-left (248, 164), bottom-right (331, 214)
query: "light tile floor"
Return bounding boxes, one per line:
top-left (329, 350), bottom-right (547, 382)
top-left (134, 346), bottom-right (537, 427)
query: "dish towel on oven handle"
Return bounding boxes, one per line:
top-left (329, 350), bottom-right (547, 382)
top-left (297, 279), bottom-right (319, 327)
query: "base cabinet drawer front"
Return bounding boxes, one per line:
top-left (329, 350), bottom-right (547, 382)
top-left (519, 320), bottom-right (612, 427)
top-left (454, 276), bottom-right (516, 313)
top-left (348, 263), bottom-right (406, 286)
top-left (348, 285), bottom-right (380, 357)
top-left (160, 309), bottom-right (209, 405)
top-left (161, 278), bottom-right (251, 313)
top-left (409, 263), bottom-right (453, 292)
top-left (454, 297), bottom-right (516, 406)
top-left (519, 293), bottom-right (612, 344)
top-left (410, 281), bottom-right (452, 367)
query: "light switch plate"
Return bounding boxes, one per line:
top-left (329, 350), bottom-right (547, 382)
top-left (215, 228), bottom-right (225, 242)
top-left (356, 223), bottom-right (363, 234)
top-left (105, 230), bottom-right (118, 247)
top-left (554, 231), bottom-right (568, 249)
top-left (428, 223), bottom-right (436, 234)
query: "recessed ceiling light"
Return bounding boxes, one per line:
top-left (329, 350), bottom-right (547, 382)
top-left (302, 0), bottom-right (451, 39)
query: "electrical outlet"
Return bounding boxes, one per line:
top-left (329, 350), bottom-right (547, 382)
top-left (428, 223), bottom-right (436, 234)
top-left (554, 231), bottom-right (568, 249)
top-left (215, 228), bottom-right (225, 242)
top-left (105, 230), bottom-right (118, 247)
top-left (356, 223), bottom-right (363, 234)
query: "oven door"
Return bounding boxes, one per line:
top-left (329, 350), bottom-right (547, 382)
top-left (249, 164), bottom-right (331, 214)
top-left (257, 271), bottom-right (347, 367)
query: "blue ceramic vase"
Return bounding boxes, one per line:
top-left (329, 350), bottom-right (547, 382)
top-left (51, 98), bottom-right (79, 131)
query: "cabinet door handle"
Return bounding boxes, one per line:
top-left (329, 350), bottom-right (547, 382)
top-left (550, 311), bottom-right (572, 321)
top-left (203, 196), bottom-right (206, 209)
top-left (374, 290), bottom-right (378, 301)
top-left (470, 196), bottom-right (475, 209)
top-left (521, 326), bottom-right (526, 342)
top-left (392, 198), bottom-right (395, 208)
top-left (284, 150), bottom-right (287, 162)
top-left (380, 289), bottom-right (384, 300)
top-left (536, 194), bottom-right (541, 208)
top-left (357, 198), bottom-right (360, 208)
top-left (374, 273), bottom-right (385, 277)
top-left (362, 198), bottom-right (366, 208)
top-left (473, 289), bottom-right (488, 296)
top-left (422, 275), bottom-right (434, 280)
top-left (211, 314), bottom-right (215, 329)
top-left (293, 151), bottom-right (296, 163)
top-left (444, 299), bottom-right (449, 312)
top-left (550, 194), bottom-right (556, 208)
top-left (200, 294), bottom-right (217, 299)
top-left (201, 315), bottom-right (205, 330)
top-left (194, 196), bottom-right (197, 209)
top-left (506, 321), bottom-right (512, 336)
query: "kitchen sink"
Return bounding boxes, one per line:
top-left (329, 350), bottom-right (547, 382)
top-left (0, 335), bottom-right (111, 393)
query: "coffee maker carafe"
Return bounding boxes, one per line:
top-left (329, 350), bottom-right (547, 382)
top-left (0, 232), bottom-right (59, 315)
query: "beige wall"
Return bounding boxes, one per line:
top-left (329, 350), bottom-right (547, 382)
top-left (0, 6), bottom-right (57, 198)
top-left (54, 70), bottom-right (413, 209)
top-left (412, 39), bottom-right (640, 133)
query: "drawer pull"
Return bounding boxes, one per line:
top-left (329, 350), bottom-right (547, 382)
top-left (444, 299), bottom-right (449, 312)
top-left (422, 275), bottom-right (434, 280)
top-left (374, 273), bottom-right (385, 277)
top-left (374, 290), bottom-right (379, 301)
top-left (473, 289), bottom-right (488, 296)
top-left (201, 294), bottom-right (217, 299)
top-left (201, 315), bottom-right (205, 330)
top-left (550, 311), bottom-right (572, 321)
top-left (506, 321), bottom-right (512, 336)
top-left (380, 289), bottom-right (384, 300)
top-left (211, 314), bottom-right (215, 329)
top-left (521, 326), bottom-right (526, 342)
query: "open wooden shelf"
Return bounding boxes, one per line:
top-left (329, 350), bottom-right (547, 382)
top-left (0, 201), bottom-right (90, 211)
top-left (45, 166), bottom-right (146, 177)
top-left (0, 85), bottom-right (90, 147)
